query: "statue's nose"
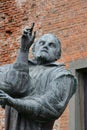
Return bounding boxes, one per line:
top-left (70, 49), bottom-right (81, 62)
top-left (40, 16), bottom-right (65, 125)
top-left (43, 43), bottom-right (48, 49)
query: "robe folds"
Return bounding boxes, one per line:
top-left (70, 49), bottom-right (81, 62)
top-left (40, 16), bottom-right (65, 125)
top-left (0, 61), bottom-right (77, 130)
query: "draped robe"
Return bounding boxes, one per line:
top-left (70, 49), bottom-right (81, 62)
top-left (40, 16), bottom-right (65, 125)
top-left (0, 60), bottom-right (77, 130)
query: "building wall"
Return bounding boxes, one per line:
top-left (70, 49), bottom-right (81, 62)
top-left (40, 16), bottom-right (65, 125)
top-left (0, 0), bottom-right (87, 129)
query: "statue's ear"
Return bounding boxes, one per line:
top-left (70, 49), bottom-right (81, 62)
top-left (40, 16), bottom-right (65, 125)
top-left (55, 48), bottom-right (61, 60)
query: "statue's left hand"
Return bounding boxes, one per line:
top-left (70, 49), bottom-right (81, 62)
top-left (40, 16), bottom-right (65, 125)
top-left (0, 90), bottom-right (14, 105)
top-left (21, 23), bottom-right (36, 52)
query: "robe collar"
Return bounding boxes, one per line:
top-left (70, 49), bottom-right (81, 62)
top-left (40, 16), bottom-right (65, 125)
top-left (28, 59), bottom-right (65, 67)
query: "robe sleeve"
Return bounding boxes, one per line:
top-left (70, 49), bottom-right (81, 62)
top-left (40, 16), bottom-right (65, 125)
top-left (9, 74), bottom-right (77, 122)
top-left (0, 62), bottom-right (30, 97)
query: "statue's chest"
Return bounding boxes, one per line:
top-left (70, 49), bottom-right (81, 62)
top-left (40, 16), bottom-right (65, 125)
top-left (29, 65), bottom-right (53, 94)
top-left (29, 65), bottom-right (48, 81)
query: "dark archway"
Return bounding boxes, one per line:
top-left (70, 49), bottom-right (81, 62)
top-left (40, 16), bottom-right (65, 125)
top-left (69, 58), bottom-right (87, 130)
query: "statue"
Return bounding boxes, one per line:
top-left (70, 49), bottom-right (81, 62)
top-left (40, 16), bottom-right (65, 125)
top-left (0, 23), bottom-right (77, 130)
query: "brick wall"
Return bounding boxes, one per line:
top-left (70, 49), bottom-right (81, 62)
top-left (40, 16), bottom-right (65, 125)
top-left (0, 0), bottom-right (87, 129)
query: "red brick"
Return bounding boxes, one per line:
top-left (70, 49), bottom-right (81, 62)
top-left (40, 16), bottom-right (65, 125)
top-left (0, 0), bottom-right (87, 129)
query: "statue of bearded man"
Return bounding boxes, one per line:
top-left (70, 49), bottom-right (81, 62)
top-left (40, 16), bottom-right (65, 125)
top-left (0, 23), bottom-right (77, 130)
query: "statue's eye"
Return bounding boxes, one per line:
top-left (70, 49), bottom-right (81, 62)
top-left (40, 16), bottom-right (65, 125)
top-left (39, 41), bottom-right (45, 45)
top-left (49, 42), bottom-right (56, 48)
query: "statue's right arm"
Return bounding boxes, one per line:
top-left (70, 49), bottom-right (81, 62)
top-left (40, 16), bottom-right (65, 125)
top-left (0, 64), bottom-right (13, 93)
top-left (0, 64), bottom-right (12, 107)
top-left (0, 24), bottom-right (36, 97)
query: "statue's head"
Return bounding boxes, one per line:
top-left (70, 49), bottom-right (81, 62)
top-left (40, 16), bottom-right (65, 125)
top-left (32, 33), bottom-right (61, 63)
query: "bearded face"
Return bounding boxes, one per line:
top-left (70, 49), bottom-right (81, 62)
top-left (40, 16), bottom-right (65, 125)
top-left (32, 34), bottom-right (61, 63)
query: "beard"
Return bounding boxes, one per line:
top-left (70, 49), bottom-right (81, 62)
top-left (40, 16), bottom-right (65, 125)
top-left (36, 51), bottom-right (48, 59)
top-left (33, 50), bottom-right (58, 64)
top-left (35, 51), bottom-right (50, 64)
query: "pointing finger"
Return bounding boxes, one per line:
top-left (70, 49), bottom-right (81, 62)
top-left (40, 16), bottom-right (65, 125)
top-left (30, 23), bottom-right (35, 35)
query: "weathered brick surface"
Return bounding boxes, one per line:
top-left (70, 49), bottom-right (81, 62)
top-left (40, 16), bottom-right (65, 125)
top-left (0, 0), bottom-right (87, 129)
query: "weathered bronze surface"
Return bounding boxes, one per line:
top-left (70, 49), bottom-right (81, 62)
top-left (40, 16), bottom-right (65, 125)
top-left (0, 23), bottom-right (77, 130)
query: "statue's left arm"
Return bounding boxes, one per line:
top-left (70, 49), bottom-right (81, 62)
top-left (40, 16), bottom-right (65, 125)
top-left (0, 74), bottom-right (77, 121)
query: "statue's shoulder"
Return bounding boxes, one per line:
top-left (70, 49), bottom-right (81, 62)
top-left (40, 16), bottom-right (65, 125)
top-left (48, 62), bottom-right (76, 79)
top-left (0, 64), bottom-right (13, 72)
top-left (50, 63), bottom-right (77, 92)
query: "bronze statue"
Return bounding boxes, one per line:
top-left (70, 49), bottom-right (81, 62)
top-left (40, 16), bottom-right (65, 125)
top-left (0, 23), bottom-right (77, 130)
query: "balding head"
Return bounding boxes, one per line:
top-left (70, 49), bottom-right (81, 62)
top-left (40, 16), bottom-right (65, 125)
top-left (32, 33), bottom-right (61, 63)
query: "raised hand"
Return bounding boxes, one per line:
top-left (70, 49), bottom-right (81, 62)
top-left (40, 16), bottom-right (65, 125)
top-left (21, 23), bottom-right (36, 52)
